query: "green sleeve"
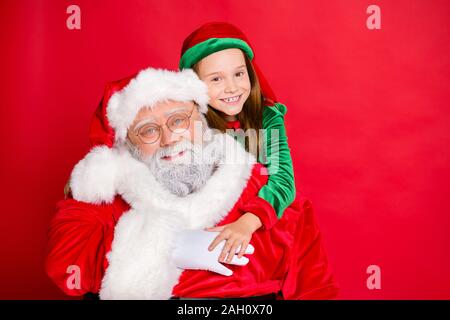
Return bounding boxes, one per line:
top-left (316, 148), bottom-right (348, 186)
top-left (258, 103), bottom-right (296, 218)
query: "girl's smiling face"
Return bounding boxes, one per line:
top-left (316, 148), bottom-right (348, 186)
top-left (195, 48), bottom-right (251, 121)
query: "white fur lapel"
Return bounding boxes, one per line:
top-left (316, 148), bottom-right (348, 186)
top-left (69, 133), bottom-right (256, 299)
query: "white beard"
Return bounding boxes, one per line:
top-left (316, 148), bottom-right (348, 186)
top-left (129, 139), bottom-right (220, 197)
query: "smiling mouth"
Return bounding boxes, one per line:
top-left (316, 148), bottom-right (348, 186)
top-left (220, 95), bottom-right (242, 104)
top-left (161, 150), bottom-right (185, 161)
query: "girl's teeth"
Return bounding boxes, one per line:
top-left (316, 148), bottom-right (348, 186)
top-left (223, 96), bottom-right (239, 103)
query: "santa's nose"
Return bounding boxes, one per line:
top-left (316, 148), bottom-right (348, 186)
top-left (159, 126), bottom-right (180, 147)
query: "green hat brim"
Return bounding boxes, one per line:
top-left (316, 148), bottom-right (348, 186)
top-left (179, 38), bottom-right (254, 70)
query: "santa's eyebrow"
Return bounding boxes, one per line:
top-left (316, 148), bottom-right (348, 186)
top-left (132, 118), bottom-right (156, 131)
top-left (164, 106), bottom-right (190, 116)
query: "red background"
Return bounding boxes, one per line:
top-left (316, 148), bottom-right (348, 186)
top-left (1, 0), bottom-right (449, 299)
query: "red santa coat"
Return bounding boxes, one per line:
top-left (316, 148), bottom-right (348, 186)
top-left (45, 73), bottom-right (338, 299)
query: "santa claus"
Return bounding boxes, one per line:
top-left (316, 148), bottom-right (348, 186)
top-left (45, 67), bottom-right (339, 300)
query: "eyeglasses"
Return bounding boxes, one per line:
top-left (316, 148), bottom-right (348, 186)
top-left (129, 105), bottom-right (195, 144)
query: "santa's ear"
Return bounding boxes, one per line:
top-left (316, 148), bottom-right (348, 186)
top-left (69, 146), bottom-right (120, 204)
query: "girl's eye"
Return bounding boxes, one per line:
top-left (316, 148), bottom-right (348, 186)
top-left (211, 77), bottom-right (221, 82)
top-left (236, 71), bottom-right (245, 77)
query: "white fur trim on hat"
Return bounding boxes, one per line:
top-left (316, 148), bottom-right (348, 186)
top-left (107, 68), bottom-right (209, 144)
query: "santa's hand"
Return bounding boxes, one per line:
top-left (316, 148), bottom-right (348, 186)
top-left (172, 230), bottom-right (254, 276)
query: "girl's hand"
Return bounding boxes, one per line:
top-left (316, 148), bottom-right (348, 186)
top-left (205, 212), bottom-right (262, 263)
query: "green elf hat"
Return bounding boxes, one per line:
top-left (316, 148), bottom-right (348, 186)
top-left (179, 22), bottom-right (277, 104)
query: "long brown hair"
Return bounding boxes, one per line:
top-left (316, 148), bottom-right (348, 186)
top-left (193, 53), bottom-right (264, 155)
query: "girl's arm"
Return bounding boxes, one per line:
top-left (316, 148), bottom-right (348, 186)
top-left (206, 163), bottom-right (278, 262)
top-left (259, 102), bottom-right (296, 218)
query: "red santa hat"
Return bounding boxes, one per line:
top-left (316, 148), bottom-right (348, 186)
top-left (179, 21), bottom-right (277, 105)
top-left (88, 68), bottom-right (209, 148)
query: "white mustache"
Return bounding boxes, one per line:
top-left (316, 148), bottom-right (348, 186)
top-left (156, 140), bottom-right (194, 159)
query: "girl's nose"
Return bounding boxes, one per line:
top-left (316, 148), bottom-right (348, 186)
top-left (224, 79), bottom-right (238, 93)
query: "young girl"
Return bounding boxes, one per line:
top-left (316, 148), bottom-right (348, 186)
top-left (179, 22), bottom-right (296, 264)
